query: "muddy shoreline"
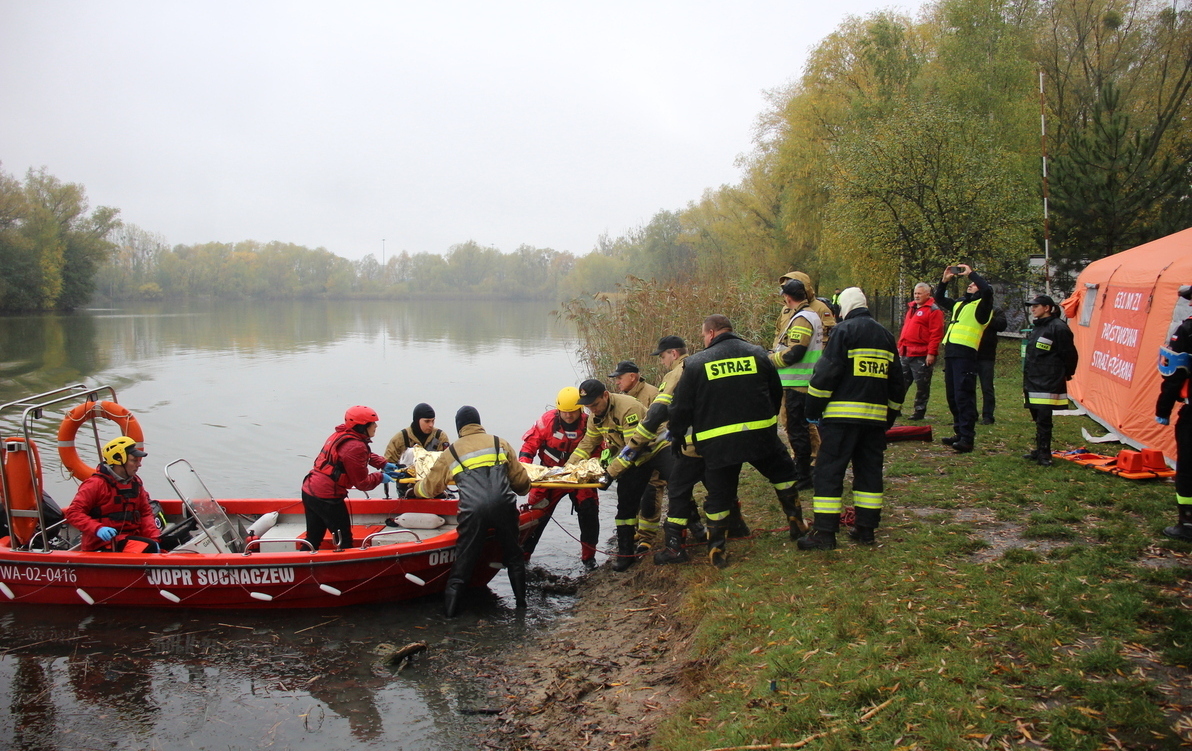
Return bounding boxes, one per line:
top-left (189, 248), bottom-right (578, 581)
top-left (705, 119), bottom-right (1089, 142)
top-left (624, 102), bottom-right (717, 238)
top-left (476, 564), bottom-right (699, 750)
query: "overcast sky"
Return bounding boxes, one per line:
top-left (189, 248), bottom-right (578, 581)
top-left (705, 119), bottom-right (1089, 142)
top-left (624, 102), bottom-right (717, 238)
top-left (1, 1), bottom-right (910, 261)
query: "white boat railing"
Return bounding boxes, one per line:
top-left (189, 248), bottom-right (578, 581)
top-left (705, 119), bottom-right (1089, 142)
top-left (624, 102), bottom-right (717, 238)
top-left (163, 459), bottom-right (245, 554)
top-left (0, 383), bottom-right (107, 553)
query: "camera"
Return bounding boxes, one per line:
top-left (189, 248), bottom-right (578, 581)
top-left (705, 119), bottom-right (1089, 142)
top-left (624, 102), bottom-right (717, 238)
top-left (949, 266), bottom-right (964, 275)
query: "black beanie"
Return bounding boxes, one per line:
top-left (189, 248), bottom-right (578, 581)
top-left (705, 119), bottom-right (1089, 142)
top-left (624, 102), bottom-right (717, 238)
top-left (455, 406), bottom-right (481, 433)
top-left (413, 403), bottom-right (435, 421)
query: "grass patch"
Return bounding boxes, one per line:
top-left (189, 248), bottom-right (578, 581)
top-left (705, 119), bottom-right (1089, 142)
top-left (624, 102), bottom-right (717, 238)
top-left (646, 347), bottom-right (1185, 750)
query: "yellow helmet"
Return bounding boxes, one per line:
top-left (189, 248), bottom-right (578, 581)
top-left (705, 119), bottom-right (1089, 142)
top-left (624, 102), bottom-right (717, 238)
top-left (556, 387), bottom-right (581, 412)
top-left (103, 436), bottom-right (146, 465)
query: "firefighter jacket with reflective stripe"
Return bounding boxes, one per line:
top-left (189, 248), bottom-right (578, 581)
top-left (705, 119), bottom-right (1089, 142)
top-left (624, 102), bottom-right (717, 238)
top-left (383, 426), bottom-right (450, 464)
top-left (519, 409), bottom-right (588, 467)
top-left (1158, 317), bottom-right (1192, 418)
top-left (1023, 314), bottom-right (1078, 407)
top-left (65, 464), bottom-right (160, 551)
top-left (936, 272), bottom-right (992, 358)
top-left (606, 355), bottom-right (692, 478)
top-left (668, 332), bottom-right (784, 470)
top-left (771, 303), bottom-right (823, 391)
top-left (302, 424), bottom-right (387, 500)
top-left (624, 379), bottom-right (659, 409)
top-left (413, 424), bottom-right (531, 500)
top-left (567, 393), bottom-right (645, 464)
top-left (806, 308), bottom-right (906, 426)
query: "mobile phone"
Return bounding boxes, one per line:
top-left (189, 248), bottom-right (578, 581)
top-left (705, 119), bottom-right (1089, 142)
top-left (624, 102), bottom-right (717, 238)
top-left (949, 266), bottom-right (964, 275)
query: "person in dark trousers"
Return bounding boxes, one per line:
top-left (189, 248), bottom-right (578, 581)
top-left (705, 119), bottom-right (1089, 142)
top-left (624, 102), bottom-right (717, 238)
top-left (770, 278), bottom-right (825, 491)
top-left (935, 264), bottom-right (993, 453)
top-left (301, 406), bottom-right (397, 550)
top-left (799, 288), bottom-right (905, 549)
top-left (1157, 285), bottom-right (1192, 540)
top-left (574, 378), bottom-right (674, 571)
top-left (414, 406), bottom-right (532, 617)
top-left (1021, 296), bottom-right (1078, 466)
top-left (897, 282), bottom-right (945, 421)
top-left (668, 315), bottom-right (801, 568)
top-left (519, 387), bottom-right (599, 568)
top-left (976, 307), bottom-right (1008, 424)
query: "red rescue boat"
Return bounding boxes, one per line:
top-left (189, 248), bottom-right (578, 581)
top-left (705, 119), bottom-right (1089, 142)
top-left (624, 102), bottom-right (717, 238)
top-left (0, 385), bottom-right (546, 610)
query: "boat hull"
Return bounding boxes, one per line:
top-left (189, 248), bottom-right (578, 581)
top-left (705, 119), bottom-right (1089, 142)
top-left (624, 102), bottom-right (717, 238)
top-left (0, 498), bottom-right (544, 610)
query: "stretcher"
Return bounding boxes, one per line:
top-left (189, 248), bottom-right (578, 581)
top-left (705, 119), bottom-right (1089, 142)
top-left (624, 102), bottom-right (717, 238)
top-left (1052, 447), bottom-right (1175, 480)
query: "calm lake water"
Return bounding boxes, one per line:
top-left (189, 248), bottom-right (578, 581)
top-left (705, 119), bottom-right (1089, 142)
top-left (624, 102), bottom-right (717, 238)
top-left (0, 299), bottom-right (604, 750)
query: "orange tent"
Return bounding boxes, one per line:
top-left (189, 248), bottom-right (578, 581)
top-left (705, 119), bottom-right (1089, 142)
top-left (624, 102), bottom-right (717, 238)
top-left (1064, 226), bottom-right (1192, 464)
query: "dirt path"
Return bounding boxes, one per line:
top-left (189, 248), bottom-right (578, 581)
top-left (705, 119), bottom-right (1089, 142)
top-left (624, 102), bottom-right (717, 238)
top-left (478, 564), bottom-right (698, 750)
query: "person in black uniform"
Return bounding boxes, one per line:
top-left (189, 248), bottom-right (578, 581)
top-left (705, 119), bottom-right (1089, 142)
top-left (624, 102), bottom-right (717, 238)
top-left (668, 314), bottom-right (801, 568)
top-left (935, 265), bottom-right (993, 453)
top-left (1021, 295), bottom-right (1078, 466)
top-left (799, 287), bottom-right (905, 549)
top-left (1158, 285), bottom-right (1192, 541)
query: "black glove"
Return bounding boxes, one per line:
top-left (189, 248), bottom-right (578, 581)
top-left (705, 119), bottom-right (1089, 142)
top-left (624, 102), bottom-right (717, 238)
top-left (670, 432), bottom-right (687, 457)
top-left (886, 409), bottom-right (899, 430)
top-left (597, 472), bottom-right (614, 490)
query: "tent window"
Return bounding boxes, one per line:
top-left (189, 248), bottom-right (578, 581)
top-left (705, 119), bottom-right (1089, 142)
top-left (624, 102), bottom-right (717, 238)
top-left (1079, 283), bottom-right (1098, 327)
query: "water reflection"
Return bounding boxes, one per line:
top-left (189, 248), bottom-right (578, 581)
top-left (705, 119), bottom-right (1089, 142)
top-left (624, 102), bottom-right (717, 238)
top-left (0, 300), bottom-right (595, 750)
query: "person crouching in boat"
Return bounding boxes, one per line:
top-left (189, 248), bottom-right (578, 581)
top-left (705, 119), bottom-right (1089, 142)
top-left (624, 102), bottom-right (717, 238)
top-left (413, 406), bottom-right (532, 617)
top-left (302, 406), bottom-right (398, 550)
top-left (382, 402), bottom-right (451, 497)
top-left (65, 436), bottom-right (161, 552)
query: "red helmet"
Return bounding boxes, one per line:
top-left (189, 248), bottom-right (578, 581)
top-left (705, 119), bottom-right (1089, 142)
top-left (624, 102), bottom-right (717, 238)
top-left (344, 405), bottom-right (379, 427)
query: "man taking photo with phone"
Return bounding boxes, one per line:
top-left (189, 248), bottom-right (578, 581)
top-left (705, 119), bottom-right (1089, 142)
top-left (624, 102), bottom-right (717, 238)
top-left (935, 264), bottom-right (993, 453)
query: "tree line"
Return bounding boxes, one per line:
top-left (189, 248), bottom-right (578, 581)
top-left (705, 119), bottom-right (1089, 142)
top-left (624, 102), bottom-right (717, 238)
top-left (4, 0), bottom-right (1188, 312)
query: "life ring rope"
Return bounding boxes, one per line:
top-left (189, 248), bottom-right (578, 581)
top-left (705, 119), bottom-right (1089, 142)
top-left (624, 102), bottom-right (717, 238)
top-left (56, 401), bottom-right (144, 481)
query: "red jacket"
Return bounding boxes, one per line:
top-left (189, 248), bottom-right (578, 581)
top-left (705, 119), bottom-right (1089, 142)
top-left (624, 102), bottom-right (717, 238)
top-left (65, 465), bottom-right (161, 551)
top-left (519, 409), bottom-right (588, 467)
top-left (898, 297), bottom-right (945, 358)
top-left (301, 424), bottom-right (387, 500)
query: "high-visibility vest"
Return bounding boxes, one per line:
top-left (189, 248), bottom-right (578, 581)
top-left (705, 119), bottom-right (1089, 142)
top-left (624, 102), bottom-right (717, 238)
top-left (776, 309), bottom-right (823, 389)
top-left (942, 299), bottom-right (986, 350)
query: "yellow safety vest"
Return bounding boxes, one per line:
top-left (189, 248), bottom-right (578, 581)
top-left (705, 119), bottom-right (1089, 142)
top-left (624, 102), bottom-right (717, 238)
top-left (942, 299), bottom-right (986, 350)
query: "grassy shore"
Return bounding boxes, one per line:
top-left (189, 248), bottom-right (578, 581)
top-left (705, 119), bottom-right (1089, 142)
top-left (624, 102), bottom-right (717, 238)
top-left (647, 351), bottom-right (1189, 751)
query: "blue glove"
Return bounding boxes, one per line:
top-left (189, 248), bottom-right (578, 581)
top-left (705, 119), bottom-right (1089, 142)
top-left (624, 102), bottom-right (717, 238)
top-left (616, 445), bottom-right (639, 464)
top-left (384, 469), bottom-right (403, 481)
top-left (1156, 416), bottom-right (1170, 426)
top-left (806, 418), bottom-right (820, 426)
top-left (383, 462), bottom-right (398, 474)
top-left (97, 526), bottom-right (118, 542)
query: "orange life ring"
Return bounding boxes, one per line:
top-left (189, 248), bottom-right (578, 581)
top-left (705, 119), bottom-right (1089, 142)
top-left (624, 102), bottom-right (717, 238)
top-left (57, 401), bottom-right (144, 481)
top-left (2, 437), bottom-right (43, 547)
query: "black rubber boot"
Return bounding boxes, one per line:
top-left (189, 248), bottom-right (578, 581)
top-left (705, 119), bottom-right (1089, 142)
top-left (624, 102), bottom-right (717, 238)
top-left (777, 488), bottom-right (807, 541)
top-left (443, 582), bottom-right (463, 618)
top-left (611, 526), bottom-right (638, 572)
top-left (508, 566), bottom-right (528, 609)
top-left (1163, 504), bottom-right (1192, 542)
top-left (725, 503), bottom-right (751, 539)
top-left (653, 523), bottom-right (689, 565)
top-left (707, 522), bottom-right (729, 569)
top-left (848, 507), bottom-right (880, 546)
top-left (687, 517), bottom-right (708, 544)
top-left (1022, 449), bottom-right (1039, 461)
top-left (1036, 423), bottom-right (1053, 466)
top-left (797, 512), bottom-right (839, 550)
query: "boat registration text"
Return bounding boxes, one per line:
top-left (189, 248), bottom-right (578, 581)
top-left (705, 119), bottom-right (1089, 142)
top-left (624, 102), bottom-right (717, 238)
top-left (0, 565), bottom-right (78, 583)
